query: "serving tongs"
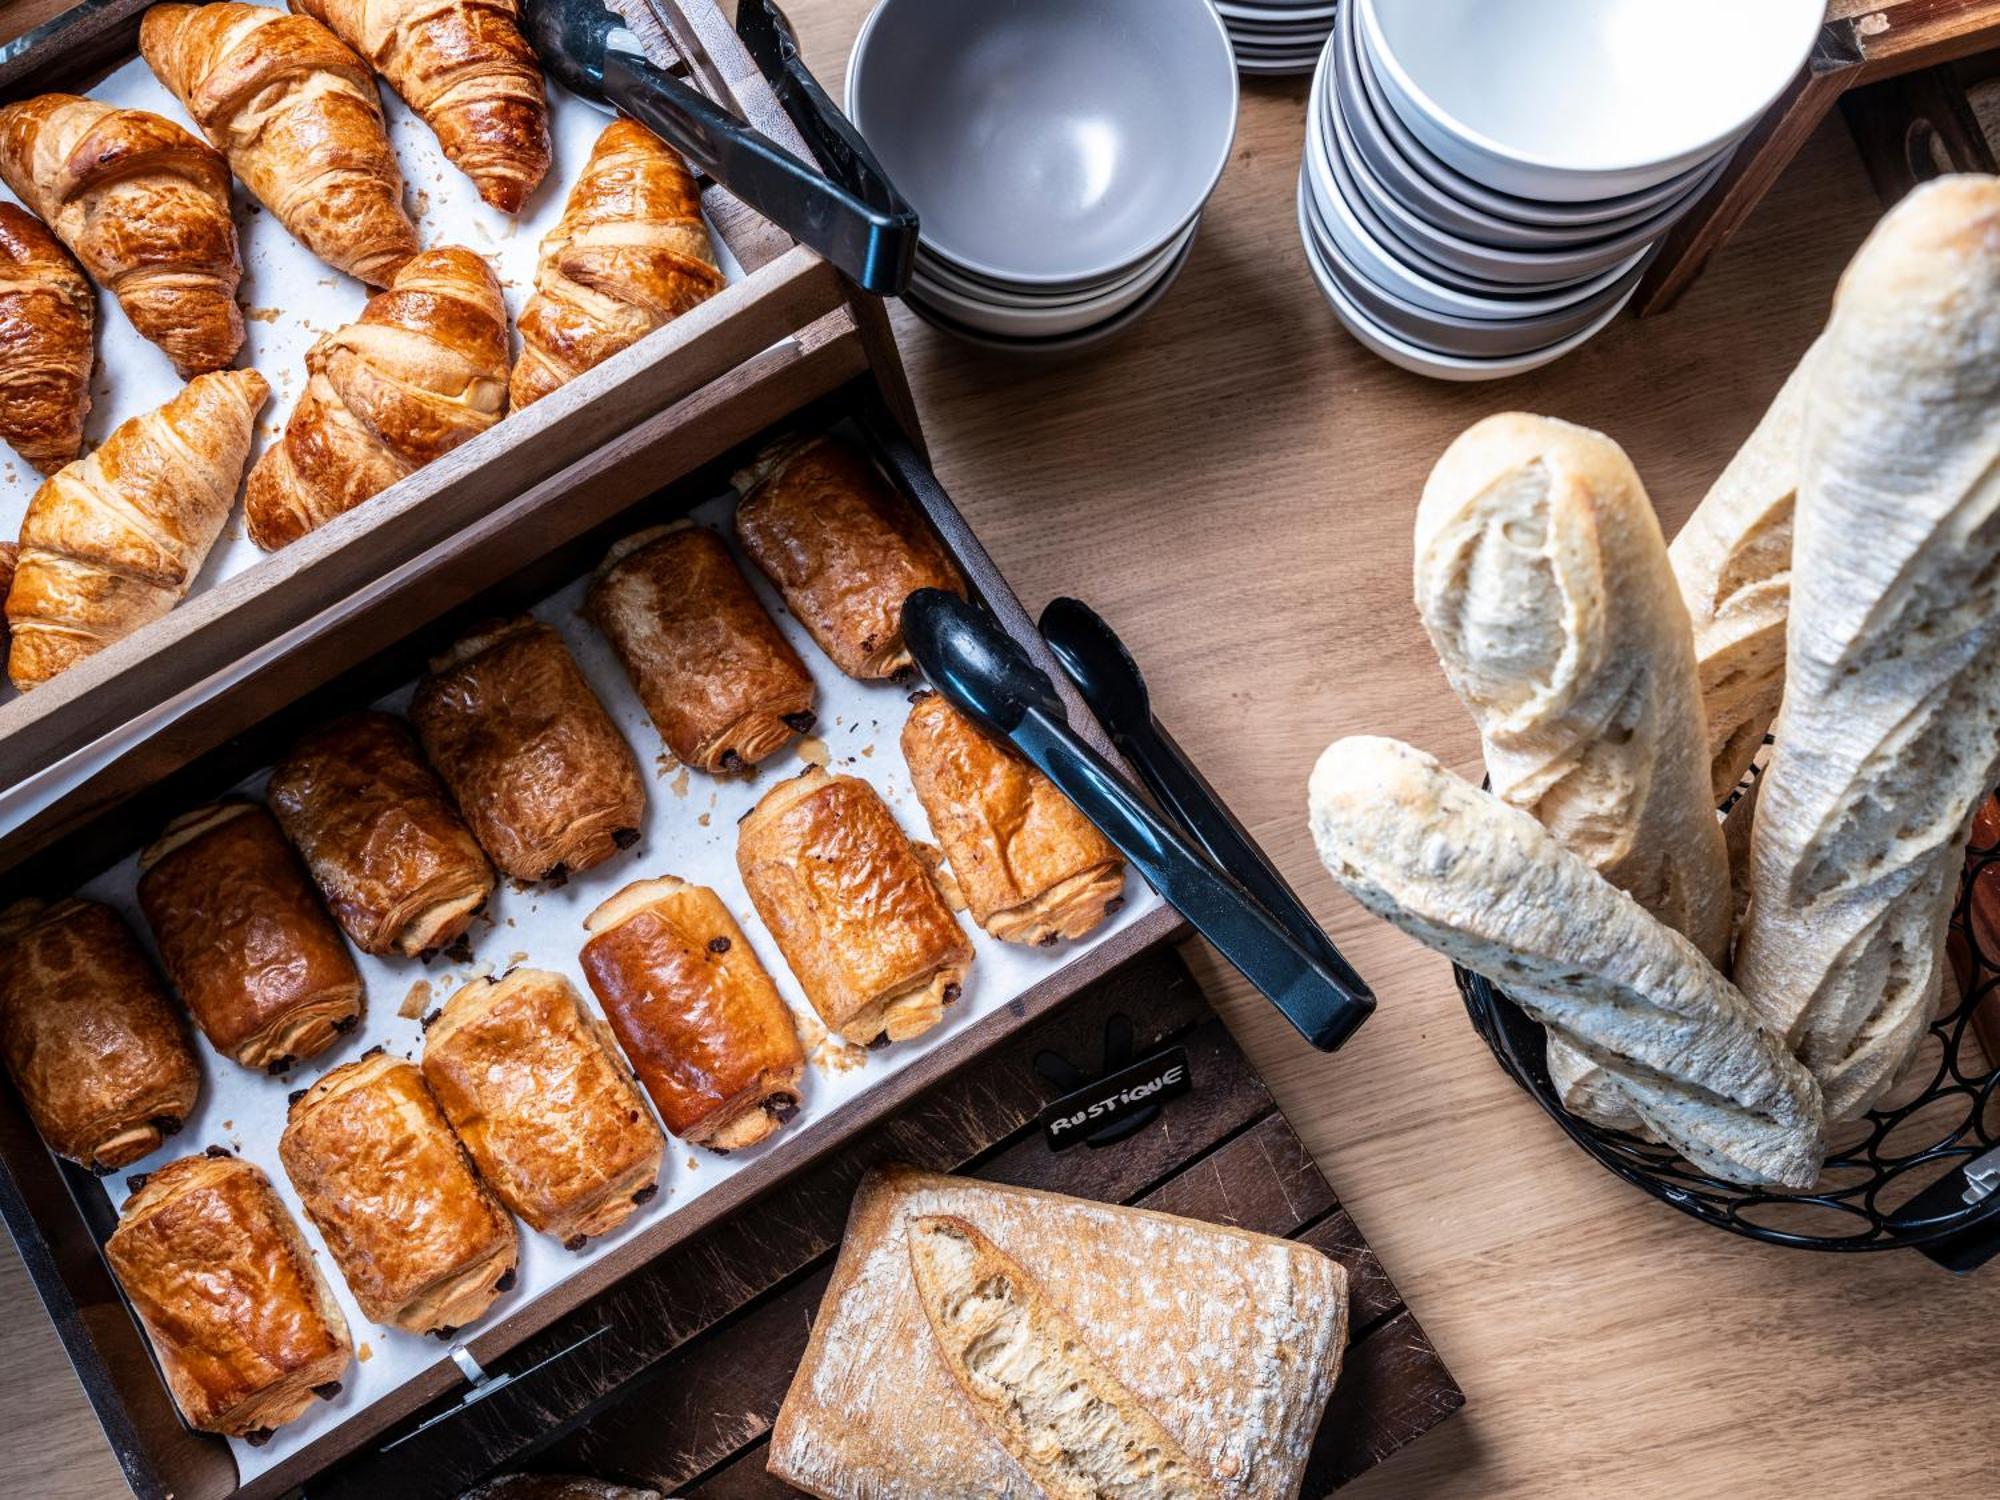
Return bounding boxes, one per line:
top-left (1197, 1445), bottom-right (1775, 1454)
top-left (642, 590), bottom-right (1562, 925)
top-left (903, 590), bottom-right (1376, 1053)
top-left (524, 0), bottom-right (920, 293)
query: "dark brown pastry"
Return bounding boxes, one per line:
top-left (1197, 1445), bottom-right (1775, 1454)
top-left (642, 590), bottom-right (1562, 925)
top-left (585, 523), bottom-right (816, 772)
top-left (138, 802), bottom-right (364, 1071)
top-left (422, 968), bottom-right (663, 1243)
top-left (104, 1154), bottom-right (352, 1437)
top-left (901, 692), bottom-right (1125, 945)
top-left (267, 711), bottom-right (495, 957)
top-left (410, 617), bottom-right (646, 881)
top-left (733, 436), bottom-right (965, 679)
top-left (0, 898), bottom-right (200, 1171)
top-left (279, 1052), bottom-right (517, 1334)
top-left (580, 877), bottom-right (805, 1151)
top-left (737, 767), bottom-right (972, 1046)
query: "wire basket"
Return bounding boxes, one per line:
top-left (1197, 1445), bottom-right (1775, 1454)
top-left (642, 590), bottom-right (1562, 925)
top-left (1458, 791), bottom-right (2000, 1254)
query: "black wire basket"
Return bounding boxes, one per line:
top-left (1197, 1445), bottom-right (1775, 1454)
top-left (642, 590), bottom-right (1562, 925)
top-left (1459, 789), bottom-right (2000, 1255)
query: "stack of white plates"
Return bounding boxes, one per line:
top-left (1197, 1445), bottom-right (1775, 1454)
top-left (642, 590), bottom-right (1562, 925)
top-left (1218, 0), bottom-right (1338, 76)
top-left (1300, 0), bottom-right (1823, 379)
top-left (847, 0), bottom-right (1238, 353)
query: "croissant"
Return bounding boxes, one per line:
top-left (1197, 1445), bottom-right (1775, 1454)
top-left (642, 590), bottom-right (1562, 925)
top-left (0, 203), bottom-right (92, 475)
top-left (511, 119), bottom-right (725, 408)
top-left (0, 94), bottom-right (243, 377)
top-left (141, 2), bottom-right (418, 287)
top-left (291, 0), bottom-right (550, 214)
top-left (6, 367), bottom-right (269, 690)
top-left (244, 246), bottom-right (509, 549)
top-left (0, 543), bottom-right (13, 662)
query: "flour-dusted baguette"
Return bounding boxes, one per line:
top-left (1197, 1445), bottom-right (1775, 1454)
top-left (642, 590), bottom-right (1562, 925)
top-left (1670, 338), bottom-right (1822, 805)
top-left (1309, 736), bottom-right (1825, 1187)
top-left (1415, 413), bottom-right (1729, 1129)
top-left (1734, 176), bottom-right (2000, 1122)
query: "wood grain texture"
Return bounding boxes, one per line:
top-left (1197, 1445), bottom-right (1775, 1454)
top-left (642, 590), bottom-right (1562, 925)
top-left (3, 3), bottom-right (1998, 1500)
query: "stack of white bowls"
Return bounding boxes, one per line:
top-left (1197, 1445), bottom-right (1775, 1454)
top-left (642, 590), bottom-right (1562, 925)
top-left (847, 0), bottom-right (1238, 353)
top-left (1217, 0), bottom-right (1338, 76)
top-left (1300, 0), bottom-right (1824, 379)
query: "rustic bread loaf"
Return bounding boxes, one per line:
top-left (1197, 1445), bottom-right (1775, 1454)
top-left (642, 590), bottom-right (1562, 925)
top-left (1309, 735), bottom-right (1825, 1188)
top-left (1734, 175), bottom-right (2000, 1121)
top-left (1415, 413), bottom-right (1729, 1128)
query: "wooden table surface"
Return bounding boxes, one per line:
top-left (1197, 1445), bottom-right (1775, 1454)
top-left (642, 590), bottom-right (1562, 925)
top-left (4, 3), bottom-right (1996, 1496)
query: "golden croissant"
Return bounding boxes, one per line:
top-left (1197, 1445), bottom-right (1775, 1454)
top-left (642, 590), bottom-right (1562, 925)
top-left (0, 94), bottom-right (243, 377)
top-left (511, 119), bottom-right (725, 408)
top-left (0, 202), bottom-right (93, 475)
top-left (291, 0), bottom-right (550, 214)
top-left (245, 246), bottom-right (510, 550)
top-left (141, 2), bottom-right (419, 287)
top-left (6, 367), bottom-right (269, 690)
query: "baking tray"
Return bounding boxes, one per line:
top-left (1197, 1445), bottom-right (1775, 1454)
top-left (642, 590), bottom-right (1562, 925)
top-left (0, 372), bottom-right (1186, 1500)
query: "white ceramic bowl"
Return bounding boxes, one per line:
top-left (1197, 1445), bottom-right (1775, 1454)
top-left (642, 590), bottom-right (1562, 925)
top-left (914, 222), bottom-right (1193, 310)
top-left (1359, 0), bottom-right (1820, 202)
top-left (906, 231), bottom-right (1199, 354)
top-left (847, 0), bottom-right (1238, 285)
top-left (909, 219), bottom-right (1200, 336)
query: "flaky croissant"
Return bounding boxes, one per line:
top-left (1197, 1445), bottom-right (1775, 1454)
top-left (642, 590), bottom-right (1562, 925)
top-left (245, 246), bottom-right (509, 549)
top-left (6, 367), bottom-right (268, 690)
top-left (511, 119), bottom-right (725, 408)
top-left (142, 2), bottom-right (418, 287)
top-left (0, 94), bottom-right (243, 377)
top-left (0, 202), bottom-right (92, 475)
top-left (291, 0), bottom-right (550, 214)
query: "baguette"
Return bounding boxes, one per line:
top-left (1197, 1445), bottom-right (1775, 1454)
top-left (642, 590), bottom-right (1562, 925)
top-left (1309, 735), bottom-right (1825, 1187)
top-left (1415, 413), bottom-right (1729, 1129)
top-left (1734, 176), bottom-right (2000, 1121)
top-left (1669, 338), bottom-right (1822, 805)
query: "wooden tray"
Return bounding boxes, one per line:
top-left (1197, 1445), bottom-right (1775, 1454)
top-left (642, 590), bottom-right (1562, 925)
top-left (309, 945), bottom-right (1464, 1499)
top-left (0, 0), bottom-right (858, 796)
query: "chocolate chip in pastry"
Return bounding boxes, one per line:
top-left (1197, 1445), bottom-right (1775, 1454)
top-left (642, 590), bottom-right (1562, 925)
top-left (733, 436), bottom-right (965, 680)
top-left (280, 1052), bottom-right (517, 1334)
top-left (410, 617), bottom-right (647, 882)
top-left (0, 898), bottom-right (201, 1171)
top-left (104, 1153), bottom-right (352, 1436)
top-left (580, 877), bottom-right (805, 1151)
top-left (737, 767), bottom-right (972, 1047)
top-left (268, 711), bottom-right (496, 958)
top-left (138, 801), bottom-right (364, 1071)
top-left (421, 968), bottom-right (664, 1243)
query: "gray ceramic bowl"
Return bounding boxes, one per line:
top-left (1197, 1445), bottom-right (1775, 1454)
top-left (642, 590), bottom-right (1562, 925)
top-left (906, 229), bottom-right (1199, 353)
top-left (847, 0), bottom-right (1238, 287)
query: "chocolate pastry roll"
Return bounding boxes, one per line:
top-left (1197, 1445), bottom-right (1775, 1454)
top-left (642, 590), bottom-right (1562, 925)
top-left (585, 523), bottom-right (815, 772)
top-left (279, 1053), bottom-right (517, 1334)
top-left (0, 898), bottom-right (200, 1171)
top-left (410, 617), bottom-right (646, 881)
top-left (422, 968), bottom-right (664, 1244)
top-left (737, 768), bottom-right (973, 1046)
top-left (580, 877), bottom-right (805, 1151)
top-left (901, 692), bottom-right (1126, 946)
top-left (268, 711), bottom-right (495, 958)
top-left (733, 436), bottom-right (964, 680)
top-left (138, 802), bottom-right (364, 1071)
top-left (105, 1154), bottom-right (352, 1438)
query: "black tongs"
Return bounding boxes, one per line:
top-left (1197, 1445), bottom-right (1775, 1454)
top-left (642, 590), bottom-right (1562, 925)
top-left (903, 591), bottom-right (1376, 1053)
top-left (524, 0), bottom-right (920, 293)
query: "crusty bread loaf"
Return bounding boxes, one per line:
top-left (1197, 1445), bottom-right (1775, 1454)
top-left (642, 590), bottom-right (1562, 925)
top-left (1669, 338), bottom-right (1821, 805)
top-left (1415, 413), bottom-right (1729, 1129)
top-left (1734, 176), bottom-right (2000, 1122)
top-left (1309, 736), bottom-right (1825, 1187)
top-left (767, 1165), bottom-right (1347, 1498)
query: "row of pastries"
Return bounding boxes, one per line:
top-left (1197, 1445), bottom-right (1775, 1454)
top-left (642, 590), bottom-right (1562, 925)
top-left (0, 432), bottom-right (1128, 1442)
top-left (0, 0), bottom-right (728, 691)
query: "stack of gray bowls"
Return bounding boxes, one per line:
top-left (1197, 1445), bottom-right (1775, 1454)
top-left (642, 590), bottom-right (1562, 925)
top-left (846, 0), bottom-right (1238, 354)
top-left (1217, 0), bottom-right (1339, 77)
top-left (1299, 0), bottom-right (1823, 380)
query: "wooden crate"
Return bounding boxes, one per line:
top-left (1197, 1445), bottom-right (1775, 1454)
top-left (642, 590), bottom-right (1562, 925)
top-left (311, 946), bottom-right (1464, 1499)
top-left (0, 0), bottom-right (878, 805)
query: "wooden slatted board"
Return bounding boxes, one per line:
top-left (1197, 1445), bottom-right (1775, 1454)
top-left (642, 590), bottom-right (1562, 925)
top-left (311, 947), bottom-right (1462, 1499)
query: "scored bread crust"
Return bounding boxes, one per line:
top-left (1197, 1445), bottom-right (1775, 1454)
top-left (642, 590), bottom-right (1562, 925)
top-left (1734, 176), bottom-right (2000, 1121)
top-left (1309, 736), bottom-right (1825, 1188)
